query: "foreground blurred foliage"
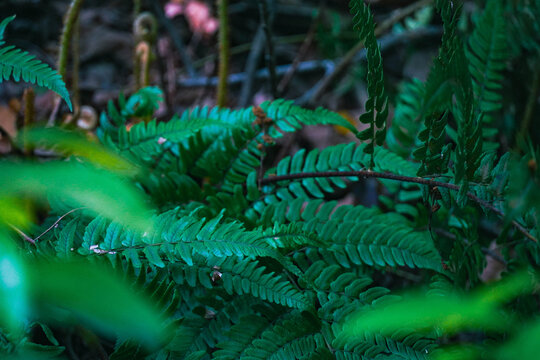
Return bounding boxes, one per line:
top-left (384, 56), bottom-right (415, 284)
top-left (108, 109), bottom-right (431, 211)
top-left (0, 0), bottom-right (539, 359)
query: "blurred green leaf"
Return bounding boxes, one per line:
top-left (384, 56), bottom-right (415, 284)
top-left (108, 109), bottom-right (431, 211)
top-left (0, 231), bottom-right (28, 334)
top-left (19, 127), bottom-right (137, 175)
top-left (430, 345), bottom-right (483, 360)
top-left (0, 161), bottom-right (153, 233)
top-left (475, 269), bottom-right (537, 305)
top-left (497, 318), bottom-right (540, 360)
top-left (27, 259), bottom-right (167, 348)
top-left (0, 197), bottom-right (32, 230)
top-left (338, 293), bottom-right (503, 342)
top-left (340, 270), bottom-right (538, 345)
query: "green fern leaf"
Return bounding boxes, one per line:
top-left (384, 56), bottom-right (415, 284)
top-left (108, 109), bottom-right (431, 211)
top-left (260, 199), bottom-right (443, 272)
top-left (0, 16), bottom-right (72, 111)
top-left (213, 315), bottom-right (272, 360)
top-left (55, 218), bottom-right (79, 259)
top-left (261, 99), bottom-right (358, 137)
top-left (0, 15), bottom-right (15, 42)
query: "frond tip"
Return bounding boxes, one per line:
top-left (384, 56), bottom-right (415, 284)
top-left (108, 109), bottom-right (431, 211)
top-left (349, 0), bottom-right (389, 168)
top-left (0, 15), bottom-right (72, 111)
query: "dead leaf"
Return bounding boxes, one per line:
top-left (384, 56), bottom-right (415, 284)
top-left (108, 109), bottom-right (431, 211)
top-left (0, 104), bottom-right (18, 138)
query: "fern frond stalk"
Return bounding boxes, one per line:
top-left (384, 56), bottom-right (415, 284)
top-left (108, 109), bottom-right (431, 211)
top-left (47, 0), bottom-right (83, 125)
top-left (58, 0), bottom-right (84, 80)
top-left (217, 0), bottom-right (230, 107)
top-left (259, 170), bottom-right (537, 242)
top-left (72, 16), bottom-right (80, 117)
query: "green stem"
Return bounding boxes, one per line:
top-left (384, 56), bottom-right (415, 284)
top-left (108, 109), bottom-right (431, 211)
top-left (133, 13), bottom-right (157, 90)
top-left (217, 0), bottom-right (230, 107)
top-left (72, 16), bottom-right (80, 118)
top-left (48, 0), bottom-right (84, 125)
top-left (58, 0), bottom-right (84, 81)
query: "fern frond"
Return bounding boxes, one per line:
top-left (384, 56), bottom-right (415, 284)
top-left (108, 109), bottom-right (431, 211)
top-left (300, 259), bottom-right (390, 320)
top-left (117, 116), bottom-right (221, 156)
top-left (412, 1), bottom-right (463, 177)
top-left (387, 79), bottom-right (426, 159)
top-left (101, 100), bottom-right (358, 201)
top-left (0, 15), bottom-right (72, 111)
top-left (172, 254), bottom-right (311, 311)
top-left (467, 1), bottom-right (508, 114)
top-left (184, 295), bottom-right (264, 354)
top-left (212, 314), bottom-right (273, 360)
top-left (72, 209), bottom-right (311, 308)
top-left (261, 99), bottom-right (358, 137)
top-left (236, 311), bottom-right (324, 359)
top-left (55, 218), bottom-right (80, 259)
top-left (217, 256), bottom-right (311, 310)
top-left (0, 45), bottom-right (72, 111)
top-left (453, 42), bottom-right (484, 204)
top-left (252, 143), bottom-right (418, 209)
top-left (349, 0), bottom-right (389, 168)
top-left (413, 112), bottom-right (451, 177)
top-left (334, 331), bottom-right (434, 360)
top-left (258, 198), bottom-right (443, 272)
top-left (317, 214), bottom-right (443, 271)
top-left (0, 15), bottom-right (15, 42)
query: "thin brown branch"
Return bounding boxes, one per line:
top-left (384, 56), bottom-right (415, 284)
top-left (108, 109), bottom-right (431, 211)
top-left (259, 170), bottom-right (537, 243)
top-left (9, 224), bottom-right (35, 245)
top-left (33, 207), bottom-right (86, 242)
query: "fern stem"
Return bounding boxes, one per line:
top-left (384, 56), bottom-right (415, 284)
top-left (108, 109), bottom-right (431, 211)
top-left (57, 0), bottom-right (84, 81)
top-left (72, 16), bottom-right (80, 118)
top-left (33, 207), bottom-right (86, 242)
top-left (47, 0), bottom-right (83, 125)
top-left (133, 13), bottom-right (157, 91)
top-left (260, 170), bottom-right (537, 242)
top-left (258, 0), bottom-right (278, 98)
top-left (217, 0), bottom-right (230, 107)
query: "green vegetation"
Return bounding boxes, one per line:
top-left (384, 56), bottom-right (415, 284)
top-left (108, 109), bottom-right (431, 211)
top-left (0, 0), bottom-right (539, 359)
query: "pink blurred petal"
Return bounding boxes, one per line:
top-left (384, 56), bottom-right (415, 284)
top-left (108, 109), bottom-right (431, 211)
top-left (204, 19), bottom-right (219, 35)
top-left (185, 1), bottom-right (218, 35)
top-left (164, 3), bottom-right (184, 18)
